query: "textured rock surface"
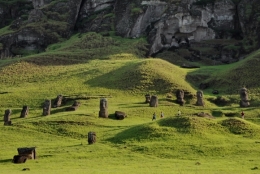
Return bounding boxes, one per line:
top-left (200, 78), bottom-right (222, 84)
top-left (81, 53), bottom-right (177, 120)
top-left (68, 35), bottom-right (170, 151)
top-left (0, 0), bottom-right (260, 60)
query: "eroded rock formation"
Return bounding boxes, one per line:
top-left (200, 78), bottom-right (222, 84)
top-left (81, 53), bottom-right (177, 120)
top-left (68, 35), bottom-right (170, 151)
top-left (0, 0), bottom-right (259, 62)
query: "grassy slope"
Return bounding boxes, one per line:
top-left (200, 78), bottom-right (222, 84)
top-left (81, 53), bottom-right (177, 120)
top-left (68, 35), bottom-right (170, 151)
top-left (1, 33), bottom-right (260, 173)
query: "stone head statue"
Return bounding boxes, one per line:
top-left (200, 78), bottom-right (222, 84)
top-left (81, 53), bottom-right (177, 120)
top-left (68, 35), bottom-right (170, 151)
top-left (176, 89), bottom-right (185, 106)
top-left (100, 98), bottom-right (108, 110)
top-left (196, 90), bottom-right (204, 106)
top-left (240, 87), bottom-right (248, 101)
top-left (240, 87), bottom-right (250, 107)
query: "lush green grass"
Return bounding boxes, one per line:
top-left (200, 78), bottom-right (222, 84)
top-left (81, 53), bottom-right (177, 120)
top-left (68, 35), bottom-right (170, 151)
top-left (1, 33), bottom-right (260, 174)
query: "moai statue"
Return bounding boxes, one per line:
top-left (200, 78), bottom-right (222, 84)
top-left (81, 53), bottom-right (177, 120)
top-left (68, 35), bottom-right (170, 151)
top-left (43, 99), bottom-right (51, 116)
top-left (65, 101), bottom-right (80, 111)
top-left (99, 98), bottom-right (108, 118)
top-left (196, 90), bottom-right (204, 106)
top-left (240, 87), bottom-right (250, 107)
top-left (88, 132), bottom-right (96, 144)
top-left (53, 94), bottom-right (63, 108)
top-left (145, 94), bottom-right (151, 103)
top-left (20, 106), bottom-right (29, 118)
top-left (4, 109), bottom-right (12, 125)
top-left (149, 95), bottom-right (158, 107)
top-left (176, 89), bottom-right (185, 106)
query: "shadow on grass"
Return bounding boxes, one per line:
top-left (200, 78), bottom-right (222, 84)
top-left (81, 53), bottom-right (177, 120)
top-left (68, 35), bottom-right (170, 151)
top-left (51, 107), bottom-right (66, 115)
top-left (108, 113), bottom-right (117, 120)
top-left (0, 159), bottom-right (12, 163)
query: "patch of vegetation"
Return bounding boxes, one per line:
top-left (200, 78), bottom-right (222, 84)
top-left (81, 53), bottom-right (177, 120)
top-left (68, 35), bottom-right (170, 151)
top-left (131, 7), bottom-right (143, 16)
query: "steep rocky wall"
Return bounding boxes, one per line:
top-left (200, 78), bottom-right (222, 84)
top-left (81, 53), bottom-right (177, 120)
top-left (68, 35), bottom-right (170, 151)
top-left (0, 0), bottom-right (260, 60)
top-left (0, 0), bottom-right (82, 58)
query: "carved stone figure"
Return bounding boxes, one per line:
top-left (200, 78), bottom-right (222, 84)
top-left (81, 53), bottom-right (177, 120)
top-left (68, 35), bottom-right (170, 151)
top-left (65, 101), bottom-right (80, 111)
top-left (196, 90), bottom-right (204, 106)
top-left (88, 132), bottom-right (96, 144)
top-left (145, 94), bottom-right (151, 103)
top-left (149, 95), bottom-right (158, 107)
top-left (240, 87), bottom-right (250, 107)
top-left (42, 100), bottom-right (51, 116)
top-left (53, 94), bottom-right (63, 108)
top-left (20, 106), bottom-right (29, 118)
top-left (12, 155), bottom-right (27, 164)
top-left (99, 98), bottom-right (108, 118)
top-left (176, 89), bottom-right (185, 106)
top-left (4, 109), bottom-right (12, 125)
top-left (115, 111), bottom-right (127, 120)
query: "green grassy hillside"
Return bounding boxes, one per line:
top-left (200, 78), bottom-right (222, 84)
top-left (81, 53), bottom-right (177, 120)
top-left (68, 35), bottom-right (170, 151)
top-left (1, 32), bottom-right (260, 174)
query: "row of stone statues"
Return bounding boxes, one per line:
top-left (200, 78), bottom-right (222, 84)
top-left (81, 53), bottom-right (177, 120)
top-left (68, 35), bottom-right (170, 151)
top-left (3, 88), bottom-right (250, 125)
top-left (175, 87), bottom-right (250, 107)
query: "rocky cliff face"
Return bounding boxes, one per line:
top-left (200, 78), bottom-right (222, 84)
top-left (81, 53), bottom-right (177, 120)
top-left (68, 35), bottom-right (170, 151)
top-left (0, 0), bottom-right (259, 62)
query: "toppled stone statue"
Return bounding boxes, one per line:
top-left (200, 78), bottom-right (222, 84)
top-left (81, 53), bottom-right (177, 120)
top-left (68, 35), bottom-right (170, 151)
top-left (65, 101), bottom-right (80, 111)
top-left (17, 147), bottom-right (36, 160)
top-left (42, 100), bottom-right (51, 116)
top-left (145, 94), bottom-right (151, 103)
top-left (196, 90), bottom-right (204, 106)
top-left (149, 95), bottom-right (158, 107)
top-left (12, 155), bottom-right (27, 164)
top-left (240, 87), bottom-right (250, 107)
top-left (4, 109), bottom-right (12, 125)
top-left (53, 94), bottom-right (63, 108)
top-left (176, 89), bottom-right (185, 106)
top-left (20, 106), bottom-right (29, 118)
top-left (88, 132), bottom-right (96, 144)
top-left (99, 98), bottom-right (108, 118)
top-left (115, 111), bottom-right (127, 120)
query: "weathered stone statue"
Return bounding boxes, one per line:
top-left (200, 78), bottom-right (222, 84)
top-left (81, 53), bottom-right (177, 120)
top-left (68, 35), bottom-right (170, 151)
top-left (240, 87), bottom-right (250, 107)
top-left (4, 109), bottom-right (12, 125)
top-left (99, 98), bottom-right (108, 118)
top-left (88, 132), bottom-right (96, 144)
top-left (53, 94), bottom-right (63, 108)
top-left (42, 100), bottom-right (51, 116)
top-left (149, 95), bottom-right (158, 107)
top-left (65, 101), bottom-right (80, 111)
top-left (20, 106), bottom-right (29, 118)
top-left (196, 90), bottom-right (204, 106)
top-left (176, 89), bottom-right (185, 106)
top-left (145, 94), bottom-right (151, 103)
top-left (115, 111), bottom-right (127, 120)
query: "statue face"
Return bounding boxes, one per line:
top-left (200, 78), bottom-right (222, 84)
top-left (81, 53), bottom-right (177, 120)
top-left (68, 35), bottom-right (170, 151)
top-left (240, 88), bottom-right (248, 99)
top-left (197, 91), bottom-right (203, 98)
top-left (176, 90), bottom-right (184, 99)
top-left (100, 98), bottom-right (107, 108)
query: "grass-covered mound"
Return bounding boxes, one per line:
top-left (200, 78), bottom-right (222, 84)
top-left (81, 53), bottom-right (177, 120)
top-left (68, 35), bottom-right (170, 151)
top-left (87, 58), bottom-right (196, 93)
top-left (108, 116), bottom-right (260, 159)
top-left (187, 49), bottom-right (260, 94)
